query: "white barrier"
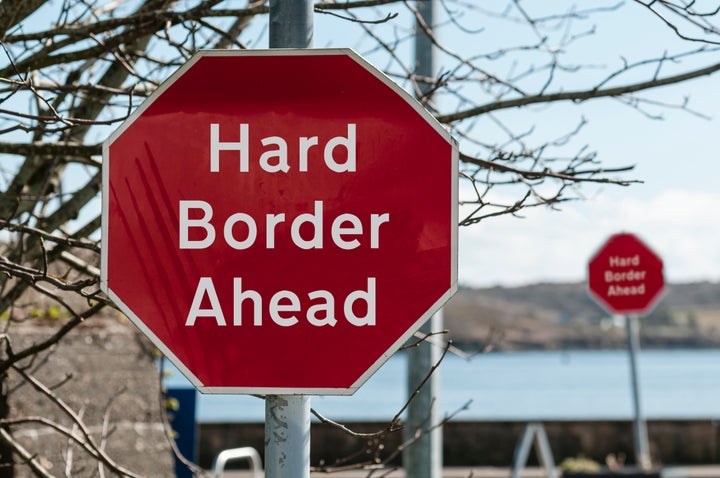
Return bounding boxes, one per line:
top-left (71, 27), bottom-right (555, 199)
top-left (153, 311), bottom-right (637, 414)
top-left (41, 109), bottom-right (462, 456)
top-left (212, 447), bottom-right (263, 478)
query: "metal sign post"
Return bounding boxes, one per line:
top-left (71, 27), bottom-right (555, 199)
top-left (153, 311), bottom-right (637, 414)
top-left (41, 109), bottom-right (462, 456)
top-left (625, 314), bottom-right (651, 471)
top-left (265, 395), bottom-right (311, 478)
top-left (587, 233), bottom-right (664, 470)
top-left (405, 2), bottom-right (442, 477)
top-left (266, 2), bottom-right (313, 477)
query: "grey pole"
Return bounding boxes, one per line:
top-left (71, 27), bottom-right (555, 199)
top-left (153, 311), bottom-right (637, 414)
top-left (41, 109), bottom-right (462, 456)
top-left (625, 314), bottom-right (652, 470)
top-left (413, 0), bottom-right (436, 103)
top-left (405, 312), bottom-right (443, 478)
top-left (265, 395), bottom-right (311, 478)
top-left (265, 2), bottom-right (313, 478)
top-left (404, 2), bottom-right (442, 477)
top-left (269, 0), bottom-right (313, 49)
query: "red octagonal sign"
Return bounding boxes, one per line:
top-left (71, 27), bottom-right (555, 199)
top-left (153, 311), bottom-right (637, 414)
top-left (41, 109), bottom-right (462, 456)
top-left (588, 233), bottom-right (664, 315)
top-left (101, 49), bottom-right (458, 395)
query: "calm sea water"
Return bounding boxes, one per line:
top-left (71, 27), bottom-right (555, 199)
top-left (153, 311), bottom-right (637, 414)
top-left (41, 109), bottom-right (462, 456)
top-left (163, 349), bottom-right (720, 423)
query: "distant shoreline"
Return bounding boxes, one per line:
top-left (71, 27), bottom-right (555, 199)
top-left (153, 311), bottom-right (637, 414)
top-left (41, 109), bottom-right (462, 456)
top-left (444, 282), bottom-right (720, 352)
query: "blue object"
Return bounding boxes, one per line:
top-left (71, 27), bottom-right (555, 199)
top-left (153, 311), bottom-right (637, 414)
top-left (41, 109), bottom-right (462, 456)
top-left (166, 387), bottom-right (197, 478)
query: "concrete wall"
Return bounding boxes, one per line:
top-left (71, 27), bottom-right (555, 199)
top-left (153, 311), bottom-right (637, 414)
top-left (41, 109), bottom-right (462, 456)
top-left (199, 419), bottom-right (720, 469)
top-left (9, 317), bottom-right (174, 477)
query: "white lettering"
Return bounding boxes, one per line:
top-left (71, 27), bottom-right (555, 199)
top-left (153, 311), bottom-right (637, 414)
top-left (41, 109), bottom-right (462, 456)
top-left (370, 213), bottom-right (390, 249)
top-left (604, 269), bottom-right (647, 283)
top-left (609, 255), bottom-right (640, 268)
top-left (179, 200), bottom-right (389, 250)
top-left (209, 123), bottom-right (357, 173)
top-left (186, 277), bottom-right (377, 327)
top-left (607, 284), bottom-right (646, 297)
top-left (210, 123), bottom-right (248, 172)
top-left (179, 200), bottom-right (215, 249)
top-left (259, 136), bottom-right (289, 173)
top-left (299, 136), bottom-right (319, 172)
top-left (291, 200), bottom-right (324, 249)
top-left (345, 277), bottom-right (376, 326)
top-left (307, 291), bottom-right (336, 327)
top-left (224, 213), bottom-right (257, 250)
top-left (332, 214), bottom-right (362, 250)
top-left (324, 123), bottom-right (357, 173)
top-left (233, 278), bottom-right (262, 326)
top-left (266, 213), bottom-right (285, 248)
top-left (269, 291), bottom-right (300, 326)
top-left (186, 277), bottom-right (226, 326)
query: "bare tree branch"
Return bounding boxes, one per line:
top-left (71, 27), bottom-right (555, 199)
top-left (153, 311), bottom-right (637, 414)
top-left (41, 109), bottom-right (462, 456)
top-left (11, 367), bottom-right (143, 478)
top-left (438, 60), bottom-right (720, 123)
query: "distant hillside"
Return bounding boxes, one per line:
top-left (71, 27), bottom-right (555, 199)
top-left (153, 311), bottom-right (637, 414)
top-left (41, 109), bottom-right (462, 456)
top-left (443, 281), bottom-right (720, 351)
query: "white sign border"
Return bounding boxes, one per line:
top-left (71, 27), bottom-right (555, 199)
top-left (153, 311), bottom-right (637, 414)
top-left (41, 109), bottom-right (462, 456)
top-left (101, 48), bottom-right (459, 396)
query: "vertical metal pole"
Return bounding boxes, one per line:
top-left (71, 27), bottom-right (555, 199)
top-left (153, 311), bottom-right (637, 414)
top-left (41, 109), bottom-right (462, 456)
top-left (265, 395), bottom-right (311, 478)
top-left (405, 3), bottom-right (442, 478)
top-left (405, 312), bottom-right (442, 478)
top-left (266, 3), bottom-right (313, 478)
top-left (269, 0), bottom-right (313, 49)
top-left (625, 314), bottom-right (651, 470)
top-left (413, 0), bottom-right (435, 102)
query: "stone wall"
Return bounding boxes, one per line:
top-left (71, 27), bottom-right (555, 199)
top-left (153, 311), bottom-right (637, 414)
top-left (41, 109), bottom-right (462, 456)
top-left (8, 317), bottom-right (174, 477)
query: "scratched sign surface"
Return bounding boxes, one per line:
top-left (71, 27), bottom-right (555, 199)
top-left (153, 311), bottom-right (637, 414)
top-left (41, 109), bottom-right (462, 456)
top-left (101, 49), bottom-right (458, 395)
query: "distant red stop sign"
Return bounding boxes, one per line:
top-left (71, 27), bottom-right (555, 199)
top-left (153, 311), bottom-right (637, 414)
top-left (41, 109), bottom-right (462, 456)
top-left (588, 233), bottom-right (664, 315)
top-left (101, 49), bottom-right (457, 395)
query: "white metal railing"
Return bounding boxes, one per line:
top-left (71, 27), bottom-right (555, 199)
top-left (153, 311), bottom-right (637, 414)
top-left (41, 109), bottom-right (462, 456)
top-left (211, 447), bottom-right (263, 478)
